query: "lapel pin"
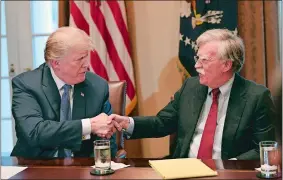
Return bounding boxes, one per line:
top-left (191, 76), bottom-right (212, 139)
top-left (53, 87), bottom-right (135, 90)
top-left (81, 92), bottom-right (84, 97)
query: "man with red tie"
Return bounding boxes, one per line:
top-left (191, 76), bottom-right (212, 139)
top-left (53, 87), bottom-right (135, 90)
top-left (110, 29), bottom-right (275, 160)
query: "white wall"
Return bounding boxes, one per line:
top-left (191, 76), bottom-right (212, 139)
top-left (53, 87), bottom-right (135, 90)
top-left (127, 1), bottom-right (182, 158)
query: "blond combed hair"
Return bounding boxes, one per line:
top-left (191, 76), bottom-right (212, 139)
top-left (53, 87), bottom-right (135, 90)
top-left (196, 29), bottom-right (245, 72)
top-left (44, 27), bottom-right (94, 62)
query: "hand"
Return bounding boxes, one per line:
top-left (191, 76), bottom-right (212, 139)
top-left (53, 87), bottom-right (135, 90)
top-left (90, 113), bottom-right (115, 138)
top-left (108, 114), bottom-right (130, 131)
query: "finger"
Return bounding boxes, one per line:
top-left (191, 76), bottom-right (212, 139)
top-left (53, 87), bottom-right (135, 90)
top-left (111, 126), bottom-right (117, 133)
top-left (98, 134), bottom-right (105, 138)
top-left (106, 134), bottom-right (111, 139)
top-left (114, 121), bottom-right (122, 131)
top-left (106, 118), bottom-right (112, 124)
top-left (103, 130), bottom-right (110, 136)
top-left (108, 114), bottom-right (116, 120)
top-left (107, 124), bottom-right (114, 131)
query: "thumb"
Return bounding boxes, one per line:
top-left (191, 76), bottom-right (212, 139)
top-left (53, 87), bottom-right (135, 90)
top-left (108, 114), bottom-right (116, 120)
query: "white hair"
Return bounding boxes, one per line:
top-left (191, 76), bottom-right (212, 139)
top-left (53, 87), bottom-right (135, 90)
top-left (44, 26), bottom-right (94, 62)
top-left (196, 29), bottom-right (245, 72)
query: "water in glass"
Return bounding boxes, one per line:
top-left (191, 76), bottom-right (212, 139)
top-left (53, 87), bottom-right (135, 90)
top-left (260, 141), bottom-right (279, 178)
top-left (94, 140), bottom-right (111, 170)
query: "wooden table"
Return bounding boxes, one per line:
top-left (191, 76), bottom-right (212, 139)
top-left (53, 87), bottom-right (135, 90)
top-left (1, 156), bottom-right (281, 179)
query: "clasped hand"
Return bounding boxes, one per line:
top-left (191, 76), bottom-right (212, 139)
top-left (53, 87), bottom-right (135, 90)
top-left (90, 113), bottom-right (129, 139)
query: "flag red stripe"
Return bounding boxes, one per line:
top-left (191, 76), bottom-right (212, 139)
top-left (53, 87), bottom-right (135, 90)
top-left (90, 51), bottom-right (109, 81)
top-left (70, 1), bottom-right (90, 35)
top-left (106, 1), bottom-right (132, 57)
top-left (90, 2), bottom-right (135, 99)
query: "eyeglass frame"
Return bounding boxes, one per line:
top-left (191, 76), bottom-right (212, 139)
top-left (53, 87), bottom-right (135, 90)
top-left (194, 55), bottom-right (217, 64)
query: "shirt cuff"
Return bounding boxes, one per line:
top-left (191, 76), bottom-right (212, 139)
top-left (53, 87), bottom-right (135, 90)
top-left (81, 118), bottom-right (91, 140)
top-left (124, 117), bottom-right (135, 139)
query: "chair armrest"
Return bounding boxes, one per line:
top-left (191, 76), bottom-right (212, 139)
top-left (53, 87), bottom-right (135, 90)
top-left (115, 149), bottom-right (127, 158)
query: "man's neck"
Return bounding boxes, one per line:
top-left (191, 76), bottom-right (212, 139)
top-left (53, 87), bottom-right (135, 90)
top-left (210, 72), bottom-right (234, 89)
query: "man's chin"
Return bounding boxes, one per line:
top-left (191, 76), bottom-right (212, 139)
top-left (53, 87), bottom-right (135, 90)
top-left (73, 75), bottom-right (86, 84)
top-left (199, 76), bottom-right (207, 86)
top-left (79, 75), bottom-right (86, 82)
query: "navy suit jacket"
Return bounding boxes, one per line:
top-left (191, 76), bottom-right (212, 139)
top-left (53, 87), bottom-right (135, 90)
top-left (11, 63), bottom-right (117, 158)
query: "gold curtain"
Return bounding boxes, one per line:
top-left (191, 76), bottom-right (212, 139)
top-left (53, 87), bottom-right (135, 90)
top-left (238, 1), bottom-right (280, 94)
top-left (58, 0), bottom-right (70, 27)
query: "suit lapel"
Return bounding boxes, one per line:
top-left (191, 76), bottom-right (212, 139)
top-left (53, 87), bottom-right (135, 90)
top-left (221, 74), bottom-right (247, 159)
top-left (179, 84), bottom-right (208, 158)
top-left (72, 82), bottom-right (87, 120)
top-left (42, 65), bottom-right (61, 120)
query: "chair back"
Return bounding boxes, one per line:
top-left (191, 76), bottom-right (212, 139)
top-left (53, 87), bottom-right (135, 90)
top-left (108, 81), bottom-right (126, 115)
top-left (108, 81), bottom-right (127, 157)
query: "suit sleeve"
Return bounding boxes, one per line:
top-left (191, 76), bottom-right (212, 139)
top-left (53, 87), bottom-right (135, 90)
top-left (12, 77), bottom-right (83, 151)
top-left (130, 79), bottom-right (189, 139)
top-left (236, 89), bottom-right (276, 160)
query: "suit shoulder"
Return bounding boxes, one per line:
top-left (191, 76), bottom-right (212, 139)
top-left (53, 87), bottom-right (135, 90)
top-left (243, 78), bottom-right (270, 96)
top-left (183, 76), bottom-right (201, 88)
top-left (85, 72), bottom-right (108, 87)
top-left (12, 64), bottom-right (44, 86)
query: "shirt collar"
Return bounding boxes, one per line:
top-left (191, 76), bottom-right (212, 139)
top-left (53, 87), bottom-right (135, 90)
top-left (208, 74), bottom-right (235, 97)
top-left (50, 67), bottom-right (74, 90)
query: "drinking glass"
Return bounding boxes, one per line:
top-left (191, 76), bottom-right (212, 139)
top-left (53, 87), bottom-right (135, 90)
top-left (260, 141), bottom-right (279, 178)
top-left (94, 140), bottom-right (111, 170)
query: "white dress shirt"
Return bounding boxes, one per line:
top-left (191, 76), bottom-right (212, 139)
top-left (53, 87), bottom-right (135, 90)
top-left (188, 75), bottom-right (235, 159)
top-left (50, 68), bottom-right (91, 140)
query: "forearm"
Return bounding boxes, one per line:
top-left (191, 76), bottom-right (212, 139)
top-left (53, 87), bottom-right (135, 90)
top-left (16, 117), bottom-right (83, 151)
top-left (236, 149), bottom-right (259, 160)
top-left (130, 116), bottom-right (177, 139)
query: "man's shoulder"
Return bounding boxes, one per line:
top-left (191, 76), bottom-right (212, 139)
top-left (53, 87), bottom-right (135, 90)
top-left (12, 63), bottom-right (45, 86)
top-left (85, 71), bottom-right (108, 87)
top-left (183, 76), bottom-right (201, 88)
top-left (85, 72), bottom-right (108, 92)
top-left (241, 76), bottom-right (270, 96)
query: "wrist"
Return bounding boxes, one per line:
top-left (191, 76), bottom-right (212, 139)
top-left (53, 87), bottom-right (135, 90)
top-left (124, 117), bottom-right (130, 129)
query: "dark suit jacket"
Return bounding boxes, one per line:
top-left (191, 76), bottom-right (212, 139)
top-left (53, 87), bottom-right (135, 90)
top-left (11, 63), bottom-right (117, 158)
top-left (131, 74), bottom-right (275, 160)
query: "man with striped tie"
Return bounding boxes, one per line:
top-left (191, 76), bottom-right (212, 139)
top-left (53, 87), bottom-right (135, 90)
top-left (11, 27), bottom-right (117, 158)
top-left (110, 29), bottom-right (276, 160)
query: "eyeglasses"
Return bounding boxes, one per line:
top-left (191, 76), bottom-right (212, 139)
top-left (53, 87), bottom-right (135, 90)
top-left (194, 55), bottom-right (215, 64)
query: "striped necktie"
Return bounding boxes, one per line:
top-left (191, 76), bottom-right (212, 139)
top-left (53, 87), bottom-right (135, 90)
top-left (58, 84), bottom-right (72, 157)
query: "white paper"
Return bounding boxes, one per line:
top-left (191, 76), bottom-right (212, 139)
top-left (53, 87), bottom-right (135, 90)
top-left (91, 161), bottom-right (130, 170)
top-left (255, 164), bottom-right (278, 172)
top-left (1, 166), bottom-right (28, 179)
top-left (255, 167), bottom-right (261, 171)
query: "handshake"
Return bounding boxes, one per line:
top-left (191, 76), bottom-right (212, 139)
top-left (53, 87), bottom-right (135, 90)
top-left (89, 113), bottom-right (130, 139)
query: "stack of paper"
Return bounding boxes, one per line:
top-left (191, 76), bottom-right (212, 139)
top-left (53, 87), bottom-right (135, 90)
top-left (1, 166), bottom-right (27, 179)
top-left (149, 158), bottom-right (217, 179)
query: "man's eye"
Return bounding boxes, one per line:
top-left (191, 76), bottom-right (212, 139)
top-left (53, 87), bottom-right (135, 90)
top-left (77, 56), bottom-right (84, 61)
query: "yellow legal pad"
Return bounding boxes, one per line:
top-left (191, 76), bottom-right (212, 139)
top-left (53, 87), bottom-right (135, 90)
top-left (149, 158), bottom-right (218, 179)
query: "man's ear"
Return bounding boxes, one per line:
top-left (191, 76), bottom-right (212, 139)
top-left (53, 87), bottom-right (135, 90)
top-left (222, 60), bottom-right (233, 72)
top-left (49, 60), bottom-right (59, 70)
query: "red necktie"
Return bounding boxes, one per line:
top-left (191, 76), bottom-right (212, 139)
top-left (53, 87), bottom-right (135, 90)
top-left (197, 88), bottom-right (220, 159)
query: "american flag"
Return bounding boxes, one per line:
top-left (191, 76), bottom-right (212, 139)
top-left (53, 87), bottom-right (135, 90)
top-left (69, 0), bottom-right (136, 115)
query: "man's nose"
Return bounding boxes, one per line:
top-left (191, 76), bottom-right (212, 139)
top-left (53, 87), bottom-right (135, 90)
top-left (194, 60), bottom-right (202, 69)
top-left (82, 59), bottom-right (89, 69)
